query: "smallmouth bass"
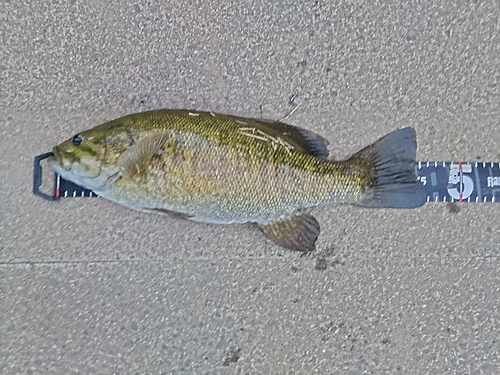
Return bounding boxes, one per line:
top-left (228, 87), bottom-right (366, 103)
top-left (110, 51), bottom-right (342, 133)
top-left (48, 110), bottom-right (426, 251)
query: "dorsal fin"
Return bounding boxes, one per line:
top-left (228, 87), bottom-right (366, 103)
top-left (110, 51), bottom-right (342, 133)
top-left (119, 110), bottom-right (330, 159)
top-left (260, 119), bottom-right (330, 159)
top-left (142, 110), bottom-right (330, 159)
top-left (215, 114), bottom-right (330, 159)
top-left (247, 117), bottom-right (330, 158)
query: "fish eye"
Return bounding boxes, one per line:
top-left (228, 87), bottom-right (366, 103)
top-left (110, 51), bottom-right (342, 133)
top-left (72, 135), bottom-right (82, 146)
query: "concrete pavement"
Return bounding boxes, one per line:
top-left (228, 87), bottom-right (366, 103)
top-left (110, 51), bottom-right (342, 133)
top-left (1, 1), bottom-right (499, 373)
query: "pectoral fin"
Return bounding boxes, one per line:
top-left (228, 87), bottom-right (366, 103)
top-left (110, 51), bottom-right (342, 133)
top-left (258, 214), bottom-right (320, 252)
top-left (118, 133), bottom-right (170, 181)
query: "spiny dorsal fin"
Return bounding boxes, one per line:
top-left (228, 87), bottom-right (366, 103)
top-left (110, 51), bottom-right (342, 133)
top-left (249, 117), bottom-right (330, 158)
top-left (216, 113), bottom-right (330, 159)
top-left (117, 133), bottom-right (170, 181)
top-left (144, 110), bottom-right (330, 159)
top-left (259, 214), bottom-right (320, 252)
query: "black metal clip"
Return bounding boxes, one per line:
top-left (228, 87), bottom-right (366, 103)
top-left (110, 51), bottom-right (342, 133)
top-left (33, 152), bottom-right (59, 201)
top-left (33, 153), bottom-right (98, 201)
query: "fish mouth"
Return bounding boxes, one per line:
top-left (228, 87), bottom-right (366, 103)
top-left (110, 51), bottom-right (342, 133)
top-left (49, 146), bottom-right (72, 172)
top-left (48, 146), bottom-right (117, 192)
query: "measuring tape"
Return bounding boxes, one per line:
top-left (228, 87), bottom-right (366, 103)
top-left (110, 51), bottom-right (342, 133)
top-left (416, 161), bottom-right (499, 203)
top-left (33, 152), bottom-right (500, 203)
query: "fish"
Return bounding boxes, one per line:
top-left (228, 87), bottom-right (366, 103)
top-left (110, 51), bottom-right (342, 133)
top-left (48, 109), bottom-right (426, 252)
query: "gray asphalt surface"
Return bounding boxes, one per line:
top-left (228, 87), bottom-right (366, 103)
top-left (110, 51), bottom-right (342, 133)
top-left (1, 1), bottom-right (499, 374)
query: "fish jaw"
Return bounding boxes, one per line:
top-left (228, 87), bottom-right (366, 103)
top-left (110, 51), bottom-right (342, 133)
top-left (48, 150), bottom-right (120, 194)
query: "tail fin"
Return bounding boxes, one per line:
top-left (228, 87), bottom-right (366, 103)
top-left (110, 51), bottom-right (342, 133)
top-left (351, 128), bottom-right (426, 208)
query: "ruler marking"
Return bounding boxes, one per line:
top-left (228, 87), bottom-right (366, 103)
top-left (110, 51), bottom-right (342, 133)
top-left (458, 162), bottom-right (463, 202)
top-left (56, 174), bottom-right (61, 198)
top-left (431, 172), bottom-right (437, 186)
top-left (473, 162), bottom-right (482, 202)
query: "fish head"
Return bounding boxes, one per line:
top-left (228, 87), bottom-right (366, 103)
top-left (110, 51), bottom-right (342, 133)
top-left (48, 124), bottom-right (135, 193)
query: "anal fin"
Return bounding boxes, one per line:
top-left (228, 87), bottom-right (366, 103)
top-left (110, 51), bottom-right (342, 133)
top-left (258, 214), bottom-right (320, 252)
